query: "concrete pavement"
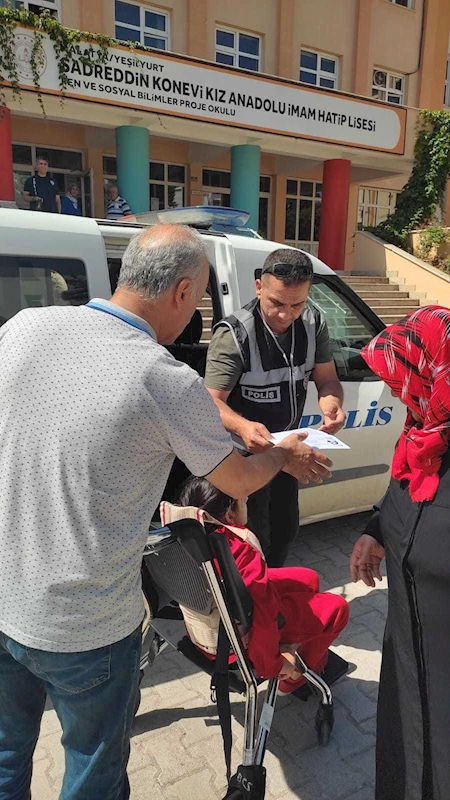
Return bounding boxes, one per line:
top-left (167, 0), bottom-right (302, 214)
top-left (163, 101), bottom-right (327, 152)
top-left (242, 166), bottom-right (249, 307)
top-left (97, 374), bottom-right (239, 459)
top-left (31, 512), bottom-right (386, 800)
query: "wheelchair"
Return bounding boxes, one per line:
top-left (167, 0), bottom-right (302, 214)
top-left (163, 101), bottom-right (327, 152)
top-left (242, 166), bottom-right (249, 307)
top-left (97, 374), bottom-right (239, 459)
top-left (141, 519), bottom-right (345, 800)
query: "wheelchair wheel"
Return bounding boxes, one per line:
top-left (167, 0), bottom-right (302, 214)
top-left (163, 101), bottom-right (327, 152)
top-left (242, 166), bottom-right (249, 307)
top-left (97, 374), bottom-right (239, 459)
top-left (315, 702), bottom-right (334, 746)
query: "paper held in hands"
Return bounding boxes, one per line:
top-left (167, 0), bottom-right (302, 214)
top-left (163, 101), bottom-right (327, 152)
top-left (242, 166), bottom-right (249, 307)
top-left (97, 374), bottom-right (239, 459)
top-left (271, 428), bottom-right (351, 450)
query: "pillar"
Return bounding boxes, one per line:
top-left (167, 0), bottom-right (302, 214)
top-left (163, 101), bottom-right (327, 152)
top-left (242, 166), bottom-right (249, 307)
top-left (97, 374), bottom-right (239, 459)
top-left (418, 0), bottom-right (450, 109)
top-left (230, 144), bottom-right (261, 231)
top-left (318, 159), bottom-right (351, 271)
top-left (354, 0), bottom-right (373, 96)
top-left (115, 126), bottom-right (149, 214)
top-left (277, 0), bottom-right (296, 79)
top-left (0, 108), bottom-right (15, 203)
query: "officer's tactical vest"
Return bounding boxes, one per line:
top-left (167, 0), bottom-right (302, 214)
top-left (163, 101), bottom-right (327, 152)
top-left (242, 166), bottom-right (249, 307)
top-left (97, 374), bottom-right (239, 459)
top-left (215, 298), bottom-right (319, 434)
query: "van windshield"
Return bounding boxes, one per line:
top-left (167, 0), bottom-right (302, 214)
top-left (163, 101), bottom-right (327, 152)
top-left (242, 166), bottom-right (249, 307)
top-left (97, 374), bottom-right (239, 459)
top-left (0, 255), bottom-right (88, 327)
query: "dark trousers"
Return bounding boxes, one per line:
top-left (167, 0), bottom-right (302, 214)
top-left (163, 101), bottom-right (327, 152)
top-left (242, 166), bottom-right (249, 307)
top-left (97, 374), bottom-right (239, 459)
top-left (247, 471), bottom-right (299, 567)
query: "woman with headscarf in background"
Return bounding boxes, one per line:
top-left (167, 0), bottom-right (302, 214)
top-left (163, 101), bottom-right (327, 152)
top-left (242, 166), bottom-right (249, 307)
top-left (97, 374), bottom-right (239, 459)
top-left (350, 306), bottom-right (450, 800)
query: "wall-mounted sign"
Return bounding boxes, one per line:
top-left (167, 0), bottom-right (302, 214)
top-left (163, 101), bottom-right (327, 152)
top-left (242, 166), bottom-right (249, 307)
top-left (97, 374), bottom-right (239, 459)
top-left (9, 28), bottom-right (406, 154)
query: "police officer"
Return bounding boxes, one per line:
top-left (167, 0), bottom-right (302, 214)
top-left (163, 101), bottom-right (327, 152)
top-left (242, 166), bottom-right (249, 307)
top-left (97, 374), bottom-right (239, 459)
top-left (205, 248), bottom-right (346, 567)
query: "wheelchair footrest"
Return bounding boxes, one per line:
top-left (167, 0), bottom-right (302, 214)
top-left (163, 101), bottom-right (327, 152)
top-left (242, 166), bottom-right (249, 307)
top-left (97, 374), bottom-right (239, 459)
top-left (223, 765), bottom-right (267, 800)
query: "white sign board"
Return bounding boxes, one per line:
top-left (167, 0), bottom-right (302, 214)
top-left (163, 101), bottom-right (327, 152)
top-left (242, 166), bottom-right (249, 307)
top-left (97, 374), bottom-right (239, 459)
top-left (11, 29), bottom-right (406, 153)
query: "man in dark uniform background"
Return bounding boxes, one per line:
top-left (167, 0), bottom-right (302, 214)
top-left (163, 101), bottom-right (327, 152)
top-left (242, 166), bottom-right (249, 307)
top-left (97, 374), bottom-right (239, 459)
top-left (23, 157), bottom-right (61, 214)
top-left (205, 248), bottom-right (345, 567)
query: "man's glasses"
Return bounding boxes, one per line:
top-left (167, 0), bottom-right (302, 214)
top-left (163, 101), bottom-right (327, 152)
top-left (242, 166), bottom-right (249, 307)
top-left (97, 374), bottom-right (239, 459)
top-left (261, 262), bottom-right (313, 280)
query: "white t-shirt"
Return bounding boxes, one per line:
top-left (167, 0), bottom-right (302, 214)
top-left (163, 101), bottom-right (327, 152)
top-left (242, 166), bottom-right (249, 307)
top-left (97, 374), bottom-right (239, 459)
top-left (0, 301), bottom-right (233, 652)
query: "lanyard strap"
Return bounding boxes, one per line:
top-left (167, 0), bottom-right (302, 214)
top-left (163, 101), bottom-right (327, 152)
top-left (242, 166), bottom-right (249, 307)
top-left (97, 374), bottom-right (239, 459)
top-left (86, 300), bottom-right (153, 336)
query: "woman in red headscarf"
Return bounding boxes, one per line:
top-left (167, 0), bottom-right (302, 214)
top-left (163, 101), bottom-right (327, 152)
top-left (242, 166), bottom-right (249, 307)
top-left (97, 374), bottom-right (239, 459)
top-left (350, 306), bottom-right (450, 800)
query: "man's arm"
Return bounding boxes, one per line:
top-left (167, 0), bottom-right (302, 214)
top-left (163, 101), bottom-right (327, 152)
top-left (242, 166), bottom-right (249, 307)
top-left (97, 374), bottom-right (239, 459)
top-left (207, 388), bottom-right (273, 453)
top-left (55, 194), bottom-right (61, 214)
top-left (206, 437), bottom-right (333, 499)
top-left (313, 361), bottom-right (346, 434)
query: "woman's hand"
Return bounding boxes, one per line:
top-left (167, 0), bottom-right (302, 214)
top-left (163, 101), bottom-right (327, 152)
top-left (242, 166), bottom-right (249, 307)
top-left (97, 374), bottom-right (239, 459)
top-left (279, 648), bottom-right (300, 681)
top-left (350, 534), bottom-right (385, 587)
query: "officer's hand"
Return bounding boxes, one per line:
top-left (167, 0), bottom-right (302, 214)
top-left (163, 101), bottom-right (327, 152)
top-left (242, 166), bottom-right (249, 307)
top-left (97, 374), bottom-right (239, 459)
top-left (240, 421), bottom-right (274, 453)
top-left (278, 434), bottom-right (333, 485)
top-left (320, 406), bottom-right (346, 434)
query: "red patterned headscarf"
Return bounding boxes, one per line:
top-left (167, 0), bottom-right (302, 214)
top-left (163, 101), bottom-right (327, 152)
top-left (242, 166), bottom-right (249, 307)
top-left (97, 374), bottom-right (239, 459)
top-left (362, 306), bottom-right (450, 502)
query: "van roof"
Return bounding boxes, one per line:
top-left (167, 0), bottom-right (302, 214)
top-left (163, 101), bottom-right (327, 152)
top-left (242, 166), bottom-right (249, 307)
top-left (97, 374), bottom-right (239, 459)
top-left (0, 208), bottom-right (335, 277)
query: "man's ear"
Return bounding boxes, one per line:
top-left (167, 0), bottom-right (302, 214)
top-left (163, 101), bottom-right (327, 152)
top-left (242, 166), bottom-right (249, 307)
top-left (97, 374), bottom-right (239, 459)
top-left (173, 277), bottom-right (193, 307)
top-left (255, 278), bottom-right (262, 298)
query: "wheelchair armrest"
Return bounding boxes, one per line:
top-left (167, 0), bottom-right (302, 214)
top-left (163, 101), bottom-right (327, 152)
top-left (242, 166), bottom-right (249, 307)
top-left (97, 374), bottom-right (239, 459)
top-left (208, 530), bottom-right (253, 633)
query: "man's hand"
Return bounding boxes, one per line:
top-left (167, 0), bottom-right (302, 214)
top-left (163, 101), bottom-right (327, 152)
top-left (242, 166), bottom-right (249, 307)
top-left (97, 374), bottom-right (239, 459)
top-left (278, 433), bottom-right (333, 485)
top-left (350, 534), bottom-right (385, 587)
top-left (320, 405), bottom-right (346, 434)
top-left (240, 420), bottom-right (273, 453)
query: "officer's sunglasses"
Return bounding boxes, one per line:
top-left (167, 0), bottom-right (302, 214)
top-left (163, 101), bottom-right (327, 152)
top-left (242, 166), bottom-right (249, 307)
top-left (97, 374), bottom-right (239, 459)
top-left (255, 262), bottom-right (313, 281)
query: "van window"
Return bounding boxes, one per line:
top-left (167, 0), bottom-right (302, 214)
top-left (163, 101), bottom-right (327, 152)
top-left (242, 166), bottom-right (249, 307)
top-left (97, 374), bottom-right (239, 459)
top-left (309, 277), bottom-right (379, 381)
top-left (0, 255), bottom-right (88, 327)
top-left (107, 257), bottom-right (122, 293)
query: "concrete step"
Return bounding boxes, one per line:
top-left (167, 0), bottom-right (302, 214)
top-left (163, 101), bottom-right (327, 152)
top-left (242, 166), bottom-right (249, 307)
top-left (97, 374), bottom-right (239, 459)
top-left (342, 275), bottom-right (390, 285)
top-left (381, 313), bottom-right (414, 325)
top-left (355, 290), bottom-right (409, 299)
top-left (363, 297), bottom-right (420, 308)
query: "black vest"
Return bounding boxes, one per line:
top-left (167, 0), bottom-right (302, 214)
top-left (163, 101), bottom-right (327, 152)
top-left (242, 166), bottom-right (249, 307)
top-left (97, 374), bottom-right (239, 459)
top-left (215, 299), bottom-right (319, 434)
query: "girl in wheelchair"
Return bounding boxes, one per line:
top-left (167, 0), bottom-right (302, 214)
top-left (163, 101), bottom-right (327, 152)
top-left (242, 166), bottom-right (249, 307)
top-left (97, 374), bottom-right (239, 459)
top-left (164, 476), bottom-right (349, 696)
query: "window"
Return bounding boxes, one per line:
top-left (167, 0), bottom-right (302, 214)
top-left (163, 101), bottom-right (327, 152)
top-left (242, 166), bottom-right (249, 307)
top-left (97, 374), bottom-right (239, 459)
top-left (202, 169), bottom-right (271, 238)
top-left (309, 277), bottom-right (380, 381)
top-left (372, 69), bottom-right (404, 104)
top-left (285, 180), bottom-right (322, 255)
top-left (0, 0), bottom-right (59, 15)
top-left (114, 1), bottom-right (170, 49)
top-left (0, 256), bottom-right (88, 327)
top-left (12, 143), bottom-right (91, 216)
top-left (103, 157), bottom-right (185, 212)
top-left (444, 58), bottom-right (450, 107)
top-left (215, 28), bottom-right (261, 71)
top-left (357, 188), bottom-right (397, 229)
top-left (300, 50), bottom-right (338, 90)
top-left (386, 0), bottom-right (412, 7)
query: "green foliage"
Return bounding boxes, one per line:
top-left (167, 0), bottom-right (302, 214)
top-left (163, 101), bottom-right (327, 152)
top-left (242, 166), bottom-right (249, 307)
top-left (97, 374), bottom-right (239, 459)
top-left (0, 4), bottom-right (127, 114)
top-left (370, 110), bottom-right (450, 249)
top-left (416, 225), bottom-right (450, 260)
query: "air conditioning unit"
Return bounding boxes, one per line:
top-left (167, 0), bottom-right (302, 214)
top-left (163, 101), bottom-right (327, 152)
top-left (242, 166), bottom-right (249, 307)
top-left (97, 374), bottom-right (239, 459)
top-left (373, 70), bottom-right (386, 87)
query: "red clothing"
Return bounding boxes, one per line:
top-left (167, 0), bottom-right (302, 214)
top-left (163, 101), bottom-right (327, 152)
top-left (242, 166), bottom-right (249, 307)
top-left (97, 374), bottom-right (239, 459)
top-left (217, 526), bottom-right (349, 680)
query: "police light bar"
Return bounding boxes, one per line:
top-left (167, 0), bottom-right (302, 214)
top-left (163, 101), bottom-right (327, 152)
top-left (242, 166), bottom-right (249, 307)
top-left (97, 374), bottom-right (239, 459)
top-left (118, 206), bottom-right (251, 229)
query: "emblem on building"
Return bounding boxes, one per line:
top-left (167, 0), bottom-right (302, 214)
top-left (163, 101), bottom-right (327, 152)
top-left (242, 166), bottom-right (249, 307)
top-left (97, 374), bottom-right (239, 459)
top-left (14, 33), bottom-right (47, 81)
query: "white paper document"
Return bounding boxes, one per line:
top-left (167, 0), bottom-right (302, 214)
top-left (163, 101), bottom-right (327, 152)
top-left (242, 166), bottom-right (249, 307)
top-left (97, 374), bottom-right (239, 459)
top-left (271, 428), bottom-right (351, 450)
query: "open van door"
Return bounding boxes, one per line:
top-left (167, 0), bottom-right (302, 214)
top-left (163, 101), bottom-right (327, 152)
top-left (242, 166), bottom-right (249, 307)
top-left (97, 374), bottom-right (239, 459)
top-left (299, 275), bottom-right (405, 523)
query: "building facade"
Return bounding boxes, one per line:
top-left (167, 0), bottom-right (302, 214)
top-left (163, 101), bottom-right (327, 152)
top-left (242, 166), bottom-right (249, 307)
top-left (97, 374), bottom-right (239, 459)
top-left (1, 0), bottom-right (450, 269)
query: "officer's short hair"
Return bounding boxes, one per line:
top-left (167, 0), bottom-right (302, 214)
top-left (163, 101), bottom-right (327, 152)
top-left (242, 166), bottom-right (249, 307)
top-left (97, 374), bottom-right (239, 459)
top-left (261, 248), bottom-right (313, 286)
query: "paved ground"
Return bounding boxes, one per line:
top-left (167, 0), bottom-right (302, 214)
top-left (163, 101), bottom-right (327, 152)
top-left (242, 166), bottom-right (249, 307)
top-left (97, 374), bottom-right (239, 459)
top-left (31, 512), bottom-right (386, 800)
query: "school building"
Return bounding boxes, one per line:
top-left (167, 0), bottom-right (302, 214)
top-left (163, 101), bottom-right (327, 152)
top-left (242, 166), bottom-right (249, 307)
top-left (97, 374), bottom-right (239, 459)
top-left (1, 0), bottom-right (450, 270)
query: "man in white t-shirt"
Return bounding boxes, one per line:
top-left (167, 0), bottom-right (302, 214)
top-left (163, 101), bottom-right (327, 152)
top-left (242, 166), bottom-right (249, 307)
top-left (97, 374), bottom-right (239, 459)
top-left (0, 224), bottom-right (333, 799)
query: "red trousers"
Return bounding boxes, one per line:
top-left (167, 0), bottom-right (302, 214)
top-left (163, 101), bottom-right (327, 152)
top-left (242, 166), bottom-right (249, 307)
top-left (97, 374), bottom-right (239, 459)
top-left (270, 566), bottom-right (349, 686)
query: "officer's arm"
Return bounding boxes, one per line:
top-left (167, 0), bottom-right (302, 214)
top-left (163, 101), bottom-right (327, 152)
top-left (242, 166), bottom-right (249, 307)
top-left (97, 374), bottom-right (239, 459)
top-left (313, 361), bottom-right (346, 434)
top-left (207, 388), bottom-right (273, 453)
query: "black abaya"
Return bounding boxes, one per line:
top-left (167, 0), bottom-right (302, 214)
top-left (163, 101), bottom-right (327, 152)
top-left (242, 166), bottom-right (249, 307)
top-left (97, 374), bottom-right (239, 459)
top-left (367, 447), bottom-right (450, 800)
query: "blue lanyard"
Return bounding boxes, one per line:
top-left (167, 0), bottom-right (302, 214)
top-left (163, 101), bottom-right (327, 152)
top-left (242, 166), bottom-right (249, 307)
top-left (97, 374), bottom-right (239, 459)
top-left (86, 301), bottom-right (153, 337)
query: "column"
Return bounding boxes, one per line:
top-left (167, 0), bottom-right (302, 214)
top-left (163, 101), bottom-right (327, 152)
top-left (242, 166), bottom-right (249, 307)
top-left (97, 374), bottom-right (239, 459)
top-left (318, 159), bottom-right (351, 271)
top-left (230, 144), bottom-right (261, 231)
top-left (418, 0), bottom-right (450, 109)
top-left (115, 126), bottom-right (149, 214)
top-left (0, 108), bottom-right (15, 203)
top-left (277, 0), bottom-right (296, 79)
top-left (353, 0), bottom-right (373, 96)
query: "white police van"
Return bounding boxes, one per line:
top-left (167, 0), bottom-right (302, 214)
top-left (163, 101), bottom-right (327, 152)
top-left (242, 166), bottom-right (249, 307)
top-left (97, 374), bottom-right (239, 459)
top-left (0, 206), bottom-right (404, 524)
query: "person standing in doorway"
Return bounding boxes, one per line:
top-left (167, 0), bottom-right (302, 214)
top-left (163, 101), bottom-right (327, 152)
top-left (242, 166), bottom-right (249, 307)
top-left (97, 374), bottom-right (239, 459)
top-left (23, 157), bottom-right (61, 213)
top-left (61, 183), bottom-right (82, 216)
top-left (106, 185), bottom-right (133, 220)
top-left (205, 248), bottom-right (345, 567)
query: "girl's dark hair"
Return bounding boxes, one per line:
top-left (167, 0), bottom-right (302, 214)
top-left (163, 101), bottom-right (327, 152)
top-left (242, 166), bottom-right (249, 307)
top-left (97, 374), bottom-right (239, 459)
top-left (177, 476), bottom-right (236, 522)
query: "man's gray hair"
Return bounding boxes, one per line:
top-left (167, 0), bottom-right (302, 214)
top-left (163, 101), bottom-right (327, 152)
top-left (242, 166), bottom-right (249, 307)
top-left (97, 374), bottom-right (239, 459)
top-left (118, 224), bottom-right (209, 299)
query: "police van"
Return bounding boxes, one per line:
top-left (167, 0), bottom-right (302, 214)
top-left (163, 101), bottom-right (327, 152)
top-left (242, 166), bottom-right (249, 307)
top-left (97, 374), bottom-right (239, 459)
top-left (0, 206), bottom-right (404, 524)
